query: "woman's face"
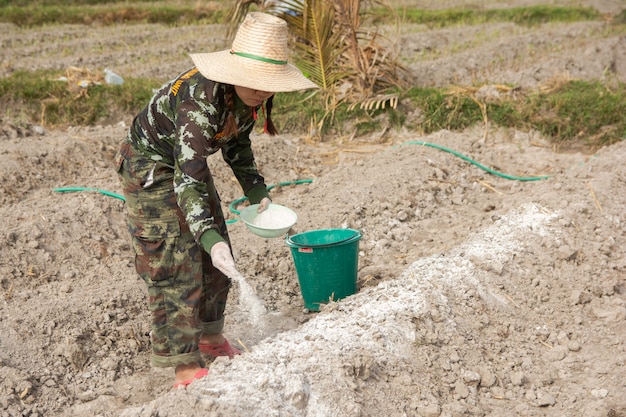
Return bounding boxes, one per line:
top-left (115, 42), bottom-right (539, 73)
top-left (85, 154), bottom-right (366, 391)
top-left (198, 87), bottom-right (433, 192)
top-left (234, 85), bottom-right (274, 107)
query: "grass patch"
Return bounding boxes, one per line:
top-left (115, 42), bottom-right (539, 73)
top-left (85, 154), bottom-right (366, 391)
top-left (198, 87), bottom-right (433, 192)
top-left (406, 88), bottom-right (484, 132)
top-left (394, 5), bottom-right (601, 27)
top-left (0, 2), bottom-right (227, 26)
top-left (1, 2), bottom-right (611, 27)
top-left (400, 81), bottom-right (625, 147)
top-left (614, 8), bottom-right (626, 25)
top-left (0, 69), bottom-right (159, 127)
top-left (2, 71), bottom-right (624, 148)
top-left (522, 80), bottom-right (626, 145)
top-left (1, 0), bottom-right (157, 5)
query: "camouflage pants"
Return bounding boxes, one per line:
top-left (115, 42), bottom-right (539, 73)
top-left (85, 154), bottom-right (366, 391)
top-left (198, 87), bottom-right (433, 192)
top-left (114, 139), bottom-right (232, 368)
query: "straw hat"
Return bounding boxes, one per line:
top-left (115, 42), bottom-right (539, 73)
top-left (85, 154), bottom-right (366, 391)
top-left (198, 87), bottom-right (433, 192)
top-left (190, 12), bottom-right (318, 92)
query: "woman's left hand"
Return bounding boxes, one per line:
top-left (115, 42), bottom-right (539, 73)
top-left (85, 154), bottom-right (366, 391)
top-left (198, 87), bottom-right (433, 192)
top-left (257, 197), bottom-right (272, 213)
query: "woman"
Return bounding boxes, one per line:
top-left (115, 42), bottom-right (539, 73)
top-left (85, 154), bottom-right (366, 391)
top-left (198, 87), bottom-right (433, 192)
top-left (114, 12), bottom-right (317, 388)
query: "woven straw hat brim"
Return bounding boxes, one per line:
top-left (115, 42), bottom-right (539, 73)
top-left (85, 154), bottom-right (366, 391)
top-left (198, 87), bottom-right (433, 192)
top-left (191, 51), bottom-right (319, 92)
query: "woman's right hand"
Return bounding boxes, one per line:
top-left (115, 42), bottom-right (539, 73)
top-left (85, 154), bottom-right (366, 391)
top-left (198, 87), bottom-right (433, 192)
top-left (210, 241), bottom-right (240, 278)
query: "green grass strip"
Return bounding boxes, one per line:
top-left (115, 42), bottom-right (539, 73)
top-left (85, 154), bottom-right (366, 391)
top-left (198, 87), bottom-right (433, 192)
top-left (0, 69), bottom-right (160, 126)
top-left (2, 70), bottom-right (625, 147)
top-left (0, 3), bottom-right (226, 26)
top-left (380, 5), bottom-right (602, 27)
top-left (400, 81), bottom-right (626, 146)
top-left (521, 80), bottom-right (626, 144)
top-left (0, 3), bottom-right (610, 27)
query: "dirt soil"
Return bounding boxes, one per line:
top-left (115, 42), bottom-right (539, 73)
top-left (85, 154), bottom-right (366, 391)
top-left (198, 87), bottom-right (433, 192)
top-left (1, 1), bottom-right (625, 416)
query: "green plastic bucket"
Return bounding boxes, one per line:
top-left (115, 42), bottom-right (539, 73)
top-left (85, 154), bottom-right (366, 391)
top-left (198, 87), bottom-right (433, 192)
top-left (285, 228), bottom-right (362, 311)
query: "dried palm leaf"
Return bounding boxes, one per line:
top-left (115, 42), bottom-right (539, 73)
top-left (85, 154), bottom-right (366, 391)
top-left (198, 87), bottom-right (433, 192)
top-left (347, 93), bottom-right (398, 111)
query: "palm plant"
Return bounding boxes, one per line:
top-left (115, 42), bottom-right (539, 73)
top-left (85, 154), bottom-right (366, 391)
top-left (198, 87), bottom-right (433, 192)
top-left (229, 0), bottom-right (411, 131)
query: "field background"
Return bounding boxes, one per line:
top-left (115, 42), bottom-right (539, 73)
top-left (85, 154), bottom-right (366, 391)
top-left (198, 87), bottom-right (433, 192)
top-left (1, 1), bottom-right (625, 417)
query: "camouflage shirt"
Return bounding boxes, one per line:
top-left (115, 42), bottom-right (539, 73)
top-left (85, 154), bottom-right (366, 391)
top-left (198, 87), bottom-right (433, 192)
top-left (127, 67), bottom-right (269, 241)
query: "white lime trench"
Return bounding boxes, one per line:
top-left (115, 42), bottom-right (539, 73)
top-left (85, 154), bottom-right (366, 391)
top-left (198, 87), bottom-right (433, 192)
top-left (120, 203), bottom-right (559, 416)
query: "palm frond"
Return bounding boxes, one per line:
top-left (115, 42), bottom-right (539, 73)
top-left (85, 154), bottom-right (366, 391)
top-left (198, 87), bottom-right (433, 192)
top-left (347, 93), bottom-right (399, 111)
top-left (283, 0), bottom-right (351, 91)
top-left (228, 0), bottom-right (412, 137)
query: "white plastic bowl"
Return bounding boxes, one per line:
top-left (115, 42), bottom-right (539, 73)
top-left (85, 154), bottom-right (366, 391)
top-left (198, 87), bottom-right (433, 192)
top-left (239, 203), bottom-right (298, 238)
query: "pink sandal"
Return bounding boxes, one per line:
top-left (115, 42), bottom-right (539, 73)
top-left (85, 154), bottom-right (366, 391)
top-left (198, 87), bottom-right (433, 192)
top-left (198, 339), bottom-right (241, 359)
top-left (173, 368), bottom-right (208, 389)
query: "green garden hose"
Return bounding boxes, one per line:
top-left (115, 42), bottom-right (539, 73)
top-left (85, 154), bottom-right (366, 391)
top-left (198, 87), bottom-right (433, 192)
top-left (52, 187), bottom-right (126, 201)
top-left (404, 141), bottom-right (550, 181)
top-left (52, 141), bottom-right (551, 223)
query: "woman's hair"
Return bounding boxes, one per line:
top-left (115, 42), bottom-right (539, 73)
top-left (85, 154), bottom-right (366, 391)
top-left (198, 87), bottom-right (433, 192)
top-left (264, 96), bottom-right (278, 136)
top-left (223, 85), bottom-right (278, 138)
top-left (223, 85), bottom-right (240, 138)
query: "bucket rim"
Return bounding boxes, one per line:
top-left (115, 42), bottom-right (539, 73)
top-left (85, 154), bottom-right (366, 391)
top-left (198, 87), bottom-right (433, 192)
top-left (285, 228), bottom-right (361, 248)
